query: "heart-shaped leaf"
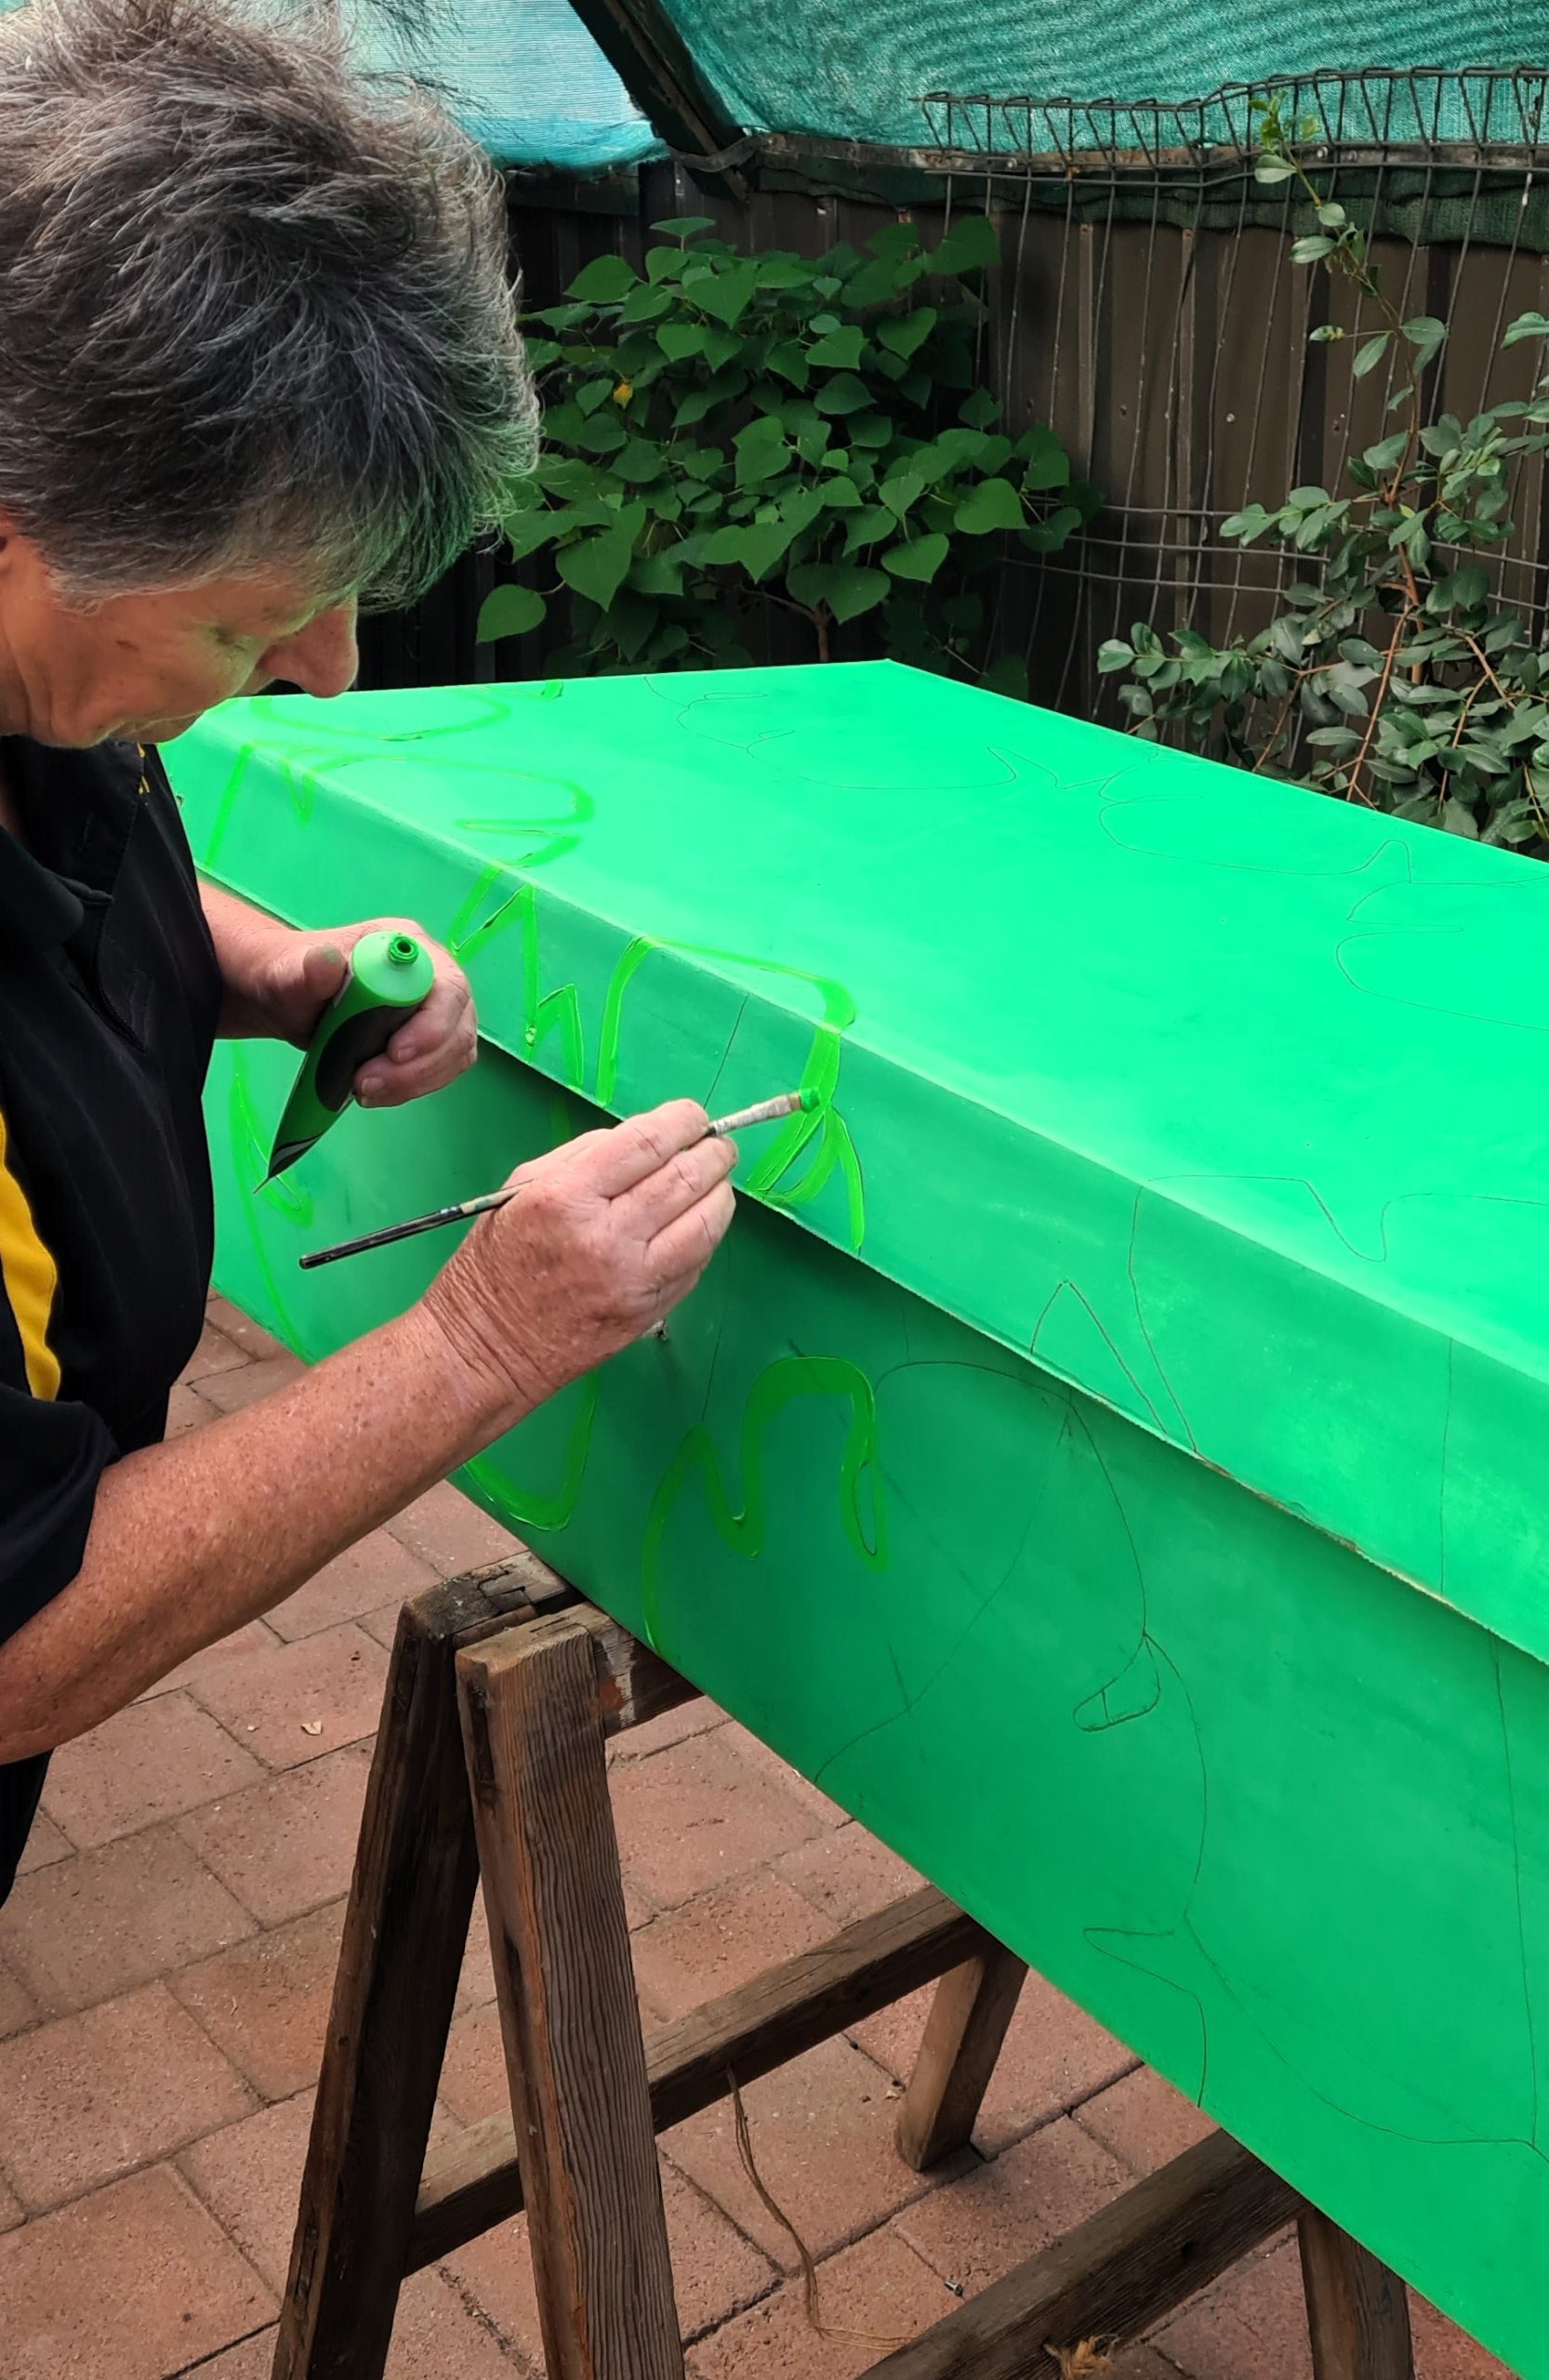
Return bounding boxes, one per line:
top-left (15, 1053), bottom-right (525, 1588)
top-left (882, 532), bottom-right (949, 581)
top-left (476, 584), bottom-right (547, 642)
top-left (787, 562), bottom-right (891, 622)
top-left (566, 253), bottom-right (638, 304)
top-left (955, 477), bottom-right (1026, 535)
top-left (557, 527), bottom-right (633, 612)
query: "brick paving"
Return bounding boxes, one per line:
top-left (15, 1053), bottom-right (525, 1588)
top-left (0, 1295), bottom-right (1516, 2378)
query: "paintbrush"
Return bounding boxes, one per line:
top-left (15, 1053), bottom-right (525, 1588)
top-left (297, 1089), bottom-right (817, 1272)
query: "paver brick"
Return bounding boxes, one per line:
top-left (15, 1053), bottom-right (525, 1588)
top-left (774, 1822), bottom-right (926, 1926)
top-left (178, 2090), bottom-right (315, 2294)
top-left (385, 1479), bottom-right (522, 1579)
top-left (171, 2331), bottom-right (277, 2379)
top-left (178, 1741), bottom-right (374, 1926)
top-left (684, 2226), bottom-right (956, 2379)
top-left (179, 2089), bottom-right (457, 2307)
top-left (1153, 2235), bottom-right (1309, 2380)
top-left (1076, 2062), bottom-right (1216, 2177)
top-left (41, 1691), bottom-right (263, 1847)
top-left (608, 1695), bottom-right (729, 1764)
top-left (718, 1721), bottom-right (851, 1829)
top-left (0, 1949), bottom-right (37, 2039)
top-left (192, 1349), bottom-right (308, 1414)
top-left (609, 1729), bottom-right (832, 1908)
top-left (629, 1870), bottom-right (834, 2021)
top-left (181, 1320), bottom-right (249, 1383)
top-left (177, 2277), bottom-right (535, 2380)
top-left (170, 1900), bottom-right (347, 2102)
top-left (895, 2114), bottom-right (1130, 2297)
top-left (14, 1809), bottom-right (70, 1873)
top-left (1411, 2290), bottom-right (1515, 2378)
top-left (0, 2163), bottom-right (272, 2379)
top-left (0, 1980), bottom-right (255, 2211)
top-left (165, 1380), bottom-right (222, 1437)
top-left (183, 1620), bottom-right (389, 1769)
top-left (265, 1529), bottom-right (438, 1643)
top-left (663, 2035), bottom-right (937, 2271)
top-left (0, 1825), bottom-right (254, 2014)
top-left (205, 1294), bottom-right (285, 1359)
top-left (449, 2160), bottom-right (776, 2356)
top-left (143, 1621), bottom-right (285, 1705)
top-left (430, 2000), bottom-right (509, 2130)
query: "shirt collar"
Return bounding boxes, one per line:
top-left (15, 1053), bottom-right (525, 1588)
top-left (0, 823), bottom-right (86, 951)
top-left (0, 735), bottom-right (142, 952)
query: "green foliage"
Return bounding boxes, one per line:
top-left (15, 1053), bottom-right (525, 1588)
top-left (477, 214), bottom-right (1097, 687)
top-left (1107, 97), bottom-right (1549, 849)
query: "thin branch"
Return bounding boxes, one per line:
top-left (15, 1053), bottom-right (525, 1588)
top-left (1344, 602), bottom-right (1415, 805)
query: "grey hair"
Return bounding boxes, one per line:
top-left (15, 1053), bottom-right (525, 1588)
top-left (0, 0), bottom-right (538, 611)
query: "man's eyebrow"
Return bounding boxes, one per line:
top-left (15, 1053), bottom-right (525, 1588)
top-left (222, 594), bottom-right (352, 641)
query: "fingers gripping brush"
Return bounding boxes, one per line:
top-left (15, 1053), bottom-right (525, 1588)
top-left (262, 929), bottom-right (436, 1184)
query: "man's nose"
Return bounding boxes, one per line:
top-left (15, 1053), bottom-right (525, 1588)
top-left (262, 602), bottom-right (359, 699)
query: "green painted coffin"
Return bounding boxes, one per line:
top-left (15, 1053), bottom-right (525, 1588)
top-left (169, 664), bottom-right (1549, 2375)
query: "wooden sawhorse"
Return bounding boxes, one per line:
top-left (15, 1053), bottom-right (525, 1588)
top-left (272, 1553), bottom-right (1418, 2380)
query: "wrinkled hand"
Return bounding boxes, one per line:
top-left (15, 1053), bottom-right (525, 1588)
top-left (268, 918), bottom-right (476, 1107)
top-left (420, 1100), bottom-right (738, 1423)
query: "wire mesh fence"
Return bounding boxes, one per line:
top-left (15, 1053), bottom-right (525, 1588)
top-left (361, 82), bottom-right (1549, 736)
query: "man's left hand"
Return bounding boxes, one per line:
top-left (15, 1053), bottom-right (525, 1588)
top-left (200, 887), bottom-right (478, 1104)
top-left (264, 917), bottom-right (476, 1107)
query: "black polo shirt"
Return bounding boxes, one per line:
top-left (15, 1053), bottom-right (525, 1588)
top-left (0, 736), bottom-right (221, 1900)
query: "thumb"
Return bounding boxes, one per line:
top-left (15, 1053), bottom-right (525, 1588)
top-left (298, 940), bottom-right (348, 1006)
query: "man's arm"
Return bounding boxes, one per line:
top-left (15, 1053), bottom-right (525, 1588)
top-left (0, 1103), bottom-right (737, 1764)
top-left (199, 882), bottom-right (311, 1038)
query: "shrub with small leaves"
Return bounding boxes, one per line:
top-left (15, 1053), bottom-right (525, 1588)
top-left (1105, 97), bottom-right (1549, 849)
top-left (477, 213), bottom-right (1096, 696)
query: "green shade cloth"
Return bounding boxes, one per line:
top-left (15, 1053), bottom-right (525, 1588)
top-left (0, 0), bottom-right (663, 173)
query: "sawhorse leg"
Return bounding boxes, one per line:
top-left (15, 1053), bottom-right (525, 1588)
top-left (1299, 2206), bottom-right (1416, 2380)
top-left (457, 1610), bottom-right (685, 2380)
top-left (896, 1942), bottom-right (1029, 2171)
top-left (272, 1559), bottom-right (564, 2380)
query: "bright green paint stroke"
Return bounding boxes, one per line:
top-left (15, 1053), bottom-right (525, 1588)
top-left (225, 1047), bottom-right (309, 1352)
top-left (447, 879), bottom-right (585, 1082)
top-left (640, 1355), bottom-right (885, 1655)
top-left (459, 1370), bottom-right (602, 1534)
top-left (200, 738), bottom-right (332, 874)
top-left (595, 934), bottom-right (866, 1249)
top-left (195, 686), bottom-right (578, 874)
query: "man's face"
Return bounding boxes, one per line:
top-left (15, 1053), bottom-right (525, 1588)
top-left (0, 522), bottom-right (360, 747)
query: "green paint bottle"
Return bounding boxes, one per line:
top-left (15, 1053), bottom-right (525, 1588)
top-left (264, 929), bottom-right (435, 1183)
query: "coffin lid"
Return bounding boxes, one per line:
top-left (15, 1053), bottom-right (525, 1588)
top-left (172, 662), bottom-right (1549, 1669)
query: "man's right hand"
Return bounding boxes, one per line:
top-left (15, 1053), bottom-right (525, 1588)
top-left (417, 1100), bottom-right (738, 1429)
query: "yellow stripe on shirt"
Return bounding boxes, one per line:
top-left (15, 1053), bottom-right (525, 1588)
top-left (0, 1105), bottom-right (60, 1400)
